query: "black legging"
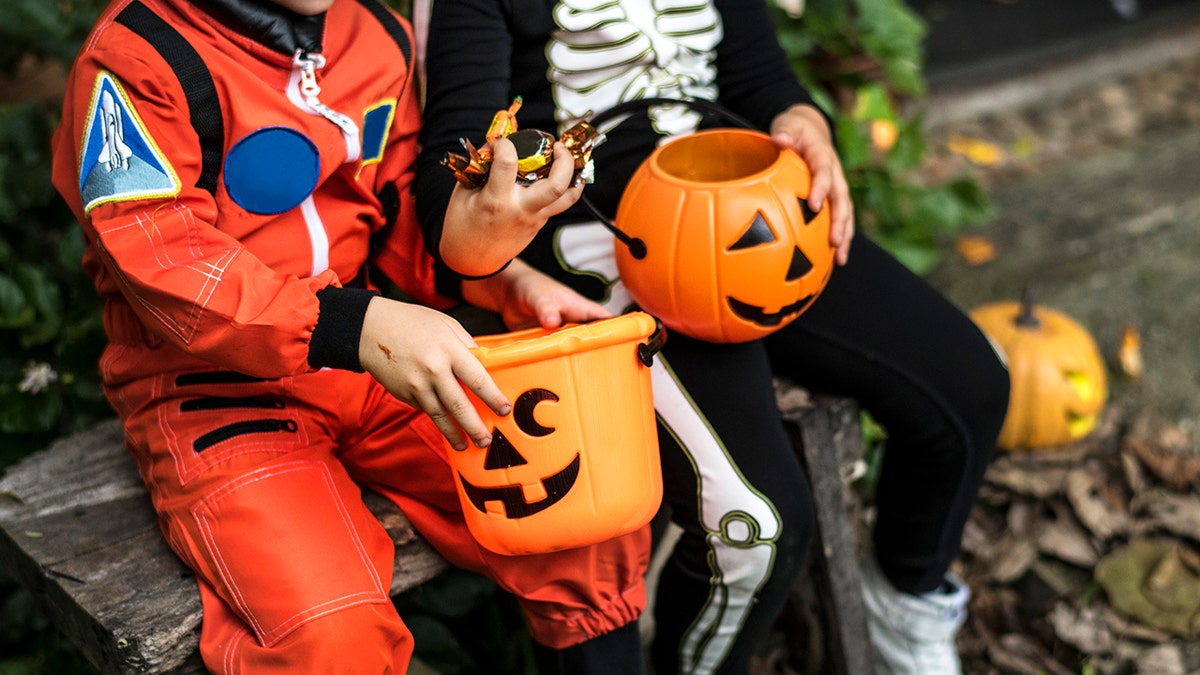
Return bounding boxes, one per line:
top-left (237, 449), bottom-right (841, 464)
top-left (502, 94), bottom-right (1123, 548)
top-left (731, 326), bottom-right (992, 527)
top-left (524, 227), bottom-right (1009, 675)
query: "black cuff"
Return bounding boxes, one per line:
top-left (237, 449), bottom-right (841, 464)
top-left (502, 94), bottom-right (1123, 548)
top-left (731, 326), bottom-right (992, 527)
top-left (435, 257), bottom-right (513, 297)
top-left (308, 286), bottom-right (380, 372)
top-left (433, 258), bottom-right (465, 301)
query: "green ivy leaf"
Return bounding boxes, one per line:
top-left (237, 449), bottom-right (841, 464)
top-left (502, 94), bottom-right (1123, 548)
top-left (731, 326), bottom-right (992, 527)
top-left (0, 389), bottom-right (62, 434)
top-left (876, 237), bottom-right (942, 276)
top-left (0, 276), bottom-right (33, 328)
top-left (12, 264), bottom-right (63, 346)
top-left (883, 116), bottom-right (926, 172)
top-left (851, 83), bottom-right (893, 122)
top-left (834, 117), bottom-right (871, 170)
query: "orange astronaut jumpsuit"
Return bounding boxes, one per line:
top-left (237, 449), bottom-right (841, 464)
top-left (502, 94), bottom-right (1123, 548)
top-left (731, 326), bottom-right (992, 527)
top-left (50, 0), bottom-right (648, 672)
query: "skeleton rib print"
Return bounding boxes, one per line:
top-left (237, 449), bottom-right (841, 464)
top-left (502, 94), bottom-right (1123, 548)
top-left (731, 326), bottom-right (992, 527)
top-left (547, 0), bottom-right (721, 136)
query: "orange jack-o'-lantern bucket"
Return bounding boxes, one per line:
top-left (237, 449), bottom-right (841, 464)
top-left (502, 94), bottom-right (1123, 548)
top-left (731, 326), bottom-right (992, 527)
top-left (582, 99), bottom-right (836, 344)
top-left (446, 311), bottom-right (666, 555)
top-left (614, 128), bottom-right (835, 343)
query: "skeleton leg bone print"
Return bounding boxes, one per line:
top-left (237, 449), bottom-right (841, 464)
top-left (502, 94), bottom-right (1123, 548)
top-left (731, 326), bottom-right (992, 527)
top-left (555, 224), bottom-right (781, 673)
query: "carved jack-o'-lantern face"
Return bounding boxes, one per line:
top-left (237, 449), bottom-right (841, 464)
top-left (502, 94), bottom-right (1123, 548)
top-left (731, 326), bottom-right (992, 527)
top-left (456, 388), bottom-right (580, 519)
top-left (970, 297), bottom-right (1108, 451)
top-left (446, 313), bottom-right (664, 556)
top-left (614, 129), bottom-right (836, 343)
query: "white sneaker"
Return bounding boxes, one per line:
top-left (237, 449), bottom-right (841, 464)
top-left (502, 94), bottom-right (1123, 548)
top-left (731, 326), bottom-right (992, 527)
top-left (859, 555), bottom-right (969, 675)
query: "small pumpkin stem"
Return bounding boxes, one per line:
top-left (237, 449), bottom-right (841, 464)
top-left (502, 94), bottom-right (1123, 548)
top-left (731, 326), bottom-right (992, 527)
top-left (1016, 285), bottom-right (1040, 328)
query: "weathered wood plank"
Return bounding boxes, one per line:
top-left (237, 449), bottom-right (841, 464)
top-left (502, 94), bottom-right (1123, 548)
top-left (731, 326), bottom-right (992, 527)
top-left (0, 419), bottom-right (447, 674)
top-left (1, 382), bottom-right (870, 675)
top-left (781, 393), bottom-right (873, 675)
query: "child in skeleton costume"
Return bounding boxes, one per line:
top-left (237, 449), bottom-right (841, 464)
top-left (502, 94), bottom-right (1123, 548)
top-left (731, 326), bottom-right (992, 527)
top-left (51, 0), bottom-right (655, 672)
top-left (413, 1), bottom-right (1011, 673)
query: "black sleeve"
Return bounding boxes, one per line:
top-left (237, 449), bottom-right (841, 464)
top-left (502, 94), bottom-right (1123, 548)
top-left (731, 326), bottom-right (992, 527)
top-left (414, 0), bottom-right (519, 298)
top-left (307, 286), bottom-right (379, 372)
top-left (713, 0), bottom-right (832, 134)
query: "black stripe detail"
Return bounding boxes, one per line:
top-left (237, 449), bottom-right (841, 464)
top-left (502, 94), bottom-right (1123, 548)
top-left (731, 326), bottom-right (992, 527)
top-left (115, 1), bottom-right (224, 194)
top-left (175, 371), bottom-right (271, 386)
top-left (180, 396), bottom-right (285, 412)
top-left (353, 0), bottom-right (411, 64)
top-left (193, 418), bottom-right (297, 453)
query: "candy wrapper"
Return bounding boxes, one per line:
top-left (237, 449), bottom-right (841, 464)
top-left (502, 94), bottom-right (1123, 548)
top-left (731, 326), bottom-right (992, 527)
top-left (442, 97), bottom-right (605, 188)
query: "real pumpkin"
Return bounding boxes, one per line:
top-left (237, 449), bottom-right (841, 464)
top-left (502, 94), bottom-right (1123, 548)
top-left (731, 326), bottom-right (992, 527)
top-left (970, 291), bottom-right (1108, 451)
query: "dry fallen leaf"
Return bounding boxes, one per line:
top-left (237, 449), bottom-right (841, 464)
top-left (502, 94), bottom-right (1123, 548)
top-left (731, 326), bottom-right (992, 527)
top-left (1135, 644), bottom-right (1186, 675)
top-left (1117, 322), bottom-right (1144, 379)
top-left (986, 461), bottom-right (1070, 499)
top-left (1065, 467), bottom-right (1132, 540)
top-left (1047, 601), bottom-right (1114, 655)
top-left (1095, 539), bottom-right (1200, 636)
top-left (954, 234), bottom-right (998, 265)
top-left (987, 534), bottom-right (1039, 583)
top-left (1125, 426), bottom-right (1200, 492)
top-left (947, 135), bottom-right (1005, 166)
top-left (1135, 490), bottom-right (1200, 542)
top-left (1121, 448), bottom-right (1149, 495)
top-left (987, 633), bottom-right (1075, 675)
top-left (1036, 502), bottom-right (1099, 567)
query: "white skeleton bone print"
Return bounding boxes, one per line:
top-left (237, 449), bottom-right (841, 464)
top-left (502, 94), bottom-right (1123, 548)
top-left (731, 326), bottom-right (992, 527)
top-left (546, 0), bottom-right (721, 137)
top-left (555, 224), bottom-right (781, 675)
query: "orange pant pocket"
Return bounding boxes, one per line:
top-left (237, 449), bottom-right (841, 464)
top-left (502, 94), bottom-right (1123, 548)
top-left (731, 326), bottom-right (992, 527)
top-left (190, 461), bottom-right (390, 646)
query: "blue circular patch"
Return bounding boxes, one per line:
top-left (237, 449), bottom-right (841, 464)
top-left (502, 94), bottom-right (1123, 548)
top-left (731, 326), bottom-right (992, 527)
top-left (224, 127), bottom-right (320, 215)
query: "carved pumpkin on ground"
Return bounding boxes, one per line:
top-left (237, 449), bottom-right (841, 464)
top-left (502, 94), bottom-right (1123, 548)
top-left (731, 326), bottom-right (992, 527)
top-left (447, 312), bottom-right (666, 555)
top-left (970, 291), bottom-right (1108, 451)
top-left (612, 128), bottom-right (836, 343)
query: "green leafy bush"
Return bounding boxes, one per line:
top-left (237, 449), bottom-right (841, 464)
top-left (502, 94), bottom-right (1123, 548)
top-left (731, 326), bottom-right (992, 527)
top-left (0, 0), bottom-right (109, 464)
top-left (772, 0), bottom-right (993, 273)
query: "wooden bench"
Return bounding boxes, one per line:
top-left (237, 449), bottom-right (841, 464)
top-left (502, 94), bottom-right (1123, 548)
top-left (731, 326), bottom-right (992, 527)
top-left (0, 377), bottom-right (869, 674)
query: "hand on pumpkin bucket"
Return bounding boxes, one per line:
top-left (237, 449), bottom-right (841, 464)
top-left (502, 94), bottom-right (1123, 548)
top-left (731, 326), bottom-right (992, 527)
top-left (769, 103), bottom-right (856, 266)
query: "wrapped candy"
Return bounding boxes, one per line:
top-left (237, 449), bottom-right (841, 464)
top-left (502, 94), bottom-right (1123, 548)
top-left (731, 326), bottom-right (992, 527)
top-left (443, 97), bottom-right (605, 188)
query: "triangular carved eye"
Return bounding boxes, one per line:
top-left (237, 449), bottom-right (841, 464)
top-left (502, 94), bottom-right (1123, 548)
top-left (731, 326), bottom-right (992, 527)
top-left (798, 198), bottom-right (819, 225)
top-left (484, 429), bottom-right (528, 469)
top-left (786, 247), bottom-right (813, 281)
top-left (728, 212), bottom-right (776, 251)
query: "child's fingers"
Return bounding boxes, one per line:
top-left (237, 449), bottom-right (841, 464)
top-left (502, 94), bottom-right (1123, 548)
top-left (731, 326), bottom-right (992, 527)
top-left (413, 388), bottom-right (472, 450)
top-left (528, 143), bottom-right (583, 213)
top-left (487, 138), bottom-right (519, 189)
top-left (451, 356), bottom-right (511, 439)
top-left (545, 142), bottom-right (578, 186)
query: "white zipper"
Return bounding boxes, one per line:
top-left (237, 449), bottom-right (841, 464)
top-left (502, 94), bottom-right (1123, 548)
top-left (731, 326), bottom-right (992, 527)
top-left (293, 51), bottom-right (360, 139)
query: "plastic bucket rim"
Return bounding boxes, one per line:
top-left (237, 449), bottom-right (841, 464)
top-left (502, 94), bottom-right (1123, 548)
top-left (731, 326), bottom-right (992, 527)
top-left (470, 311), bottom-right (660, 370)
top-left (646, 128), bottom-right (799, 188)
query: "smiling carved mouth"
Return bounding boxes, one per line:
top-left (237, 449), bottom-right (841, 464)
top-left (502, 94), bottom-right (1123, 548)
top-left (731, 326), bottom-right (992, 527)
top-left (726, 295), bottom-right (815, 327)
top-left (458, 454), bottom-right (581, 519)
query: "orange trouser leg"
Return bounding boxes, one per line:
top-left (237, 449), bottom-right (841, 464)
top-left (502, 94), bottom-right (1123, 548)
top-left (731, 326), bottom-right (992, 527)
top-left (196, 576), bottom-right (414, 674)
top-left (113, 365), bottom-right (649, 669)
top-left (114, 368), bottom-right (423, 673)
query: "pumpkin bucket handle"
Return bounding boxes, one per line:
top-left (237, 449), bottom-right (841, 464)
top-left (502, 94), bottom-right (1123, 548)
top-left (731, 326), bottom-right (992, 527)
top-left (580, 98), bottom-right (757, 260)
top-left (637, 317), bottom-right (668, 367)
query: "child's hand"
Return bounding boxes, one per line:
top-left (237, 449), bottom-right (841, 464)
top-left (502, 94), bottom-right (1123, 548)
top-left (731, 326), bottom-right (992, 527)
top-left (769, 104), bottom-right (855, 266)
top-left (358, 296), bottom-right (510, 450)
top-left (462, 259), bottom-right (611, 331)
top-left (441, 139), bottom-right (584, 277)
